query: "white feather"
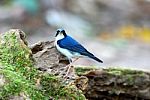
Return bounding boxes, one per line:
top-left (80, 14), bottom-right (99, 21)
top-left (55, 34), bottom-right (81, 60)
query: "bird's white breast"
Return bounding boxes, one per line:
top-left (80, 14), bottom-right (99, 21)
top-left (55, 40), bottom-right (81, 59)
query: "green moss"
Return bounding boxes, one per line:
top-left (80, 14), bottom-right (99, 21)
top-left (75, 66), bottom-right (145, 86)
top-left (0, 30), bottom-right (86, 100)
top-left (104, 68), bottom-right (144, 76)
top-left (0, 67), bottom-right (44, 99)
top-left (104, 68), bottom-right (145, 85)
top-left (75, 66), bottom-right (97, 75)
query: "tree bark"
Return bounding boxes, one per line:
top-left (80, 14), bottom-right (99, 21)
top-left (75, 68), bottom-right (150, 100)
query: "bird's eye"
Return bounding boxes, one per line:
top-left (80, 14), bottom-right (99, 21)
top-left (61, 30), bottom-right (67, 37)
top-left (61, 30), bottom-right (65, 33)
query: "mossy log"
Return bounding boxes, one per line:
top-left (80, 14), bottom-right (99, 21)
top-left (0, 29), bottom-right (150, 100)
top-left (75, 67), bottom-right (150, 100)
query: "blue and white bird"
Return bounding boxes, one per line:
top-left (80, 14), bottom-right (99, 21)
top-left (54, 28), bottom-right (103, 64)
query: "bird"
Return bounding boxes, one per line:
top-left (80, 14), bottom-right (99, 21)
top-left (54, 28), bottom-right (103, 77)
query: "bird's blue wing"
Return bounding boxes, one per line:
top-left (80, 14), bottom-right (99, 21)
top-left (57, 36), bottom-right (92, 55)
top-left (57, 36), bottom-right (103, 63)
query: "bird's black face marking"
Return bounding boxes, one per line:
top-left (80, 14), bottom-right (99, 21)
top-left (55, 29), bottom-right (67, 37)
top-left (61, 30), bottom-right (67, 37)
top-left (55, 30), bottom-right (60, 37)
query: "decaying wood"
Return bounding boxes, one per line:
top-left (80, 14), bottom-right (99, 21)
top-left (75, 69), bottom-right (150, 100)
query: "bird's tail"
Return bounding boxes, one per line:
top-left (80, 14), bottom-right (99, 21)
top-left (85, 51), bottom-right (103, 63)
top-left (89, 55), bottom-right (103, 63)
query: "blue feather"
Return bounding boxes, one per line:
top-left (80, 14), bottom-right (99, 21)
top-left (57, 36), bottom-right (87, 53)
top-left (57, 36), bottom-right (103, 63)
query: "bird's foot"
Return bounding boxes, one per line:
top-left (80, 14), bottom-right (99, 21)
top-left (63, 65), bottom-right (74, 79)
top-left (63, 58), bottom-right (79, 79)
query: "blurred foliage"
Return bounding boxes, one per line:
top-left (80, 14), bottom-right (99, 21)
top-left (0, 0), bottom-right (150, 44)
top-left (139, 27), bottom-right (150, 43)
top-left (101, 25), bottom-right (150, 43)
top-left (118, 25), bottom-right (136, 40)
top-left (118, 25), bottom-right (150, 43)
top-left (0, 0), bottom-right (12, 5)
top-left (0, 0), bottom-right (39, 14)
top-left (13, 0), bottom-right (39, 14)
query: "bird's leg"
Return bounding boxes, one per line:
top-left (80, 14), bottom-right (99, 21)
top-left (72, 57), bottom-right (80, 64)
top-left (64, 57), bottom-right (79, 78)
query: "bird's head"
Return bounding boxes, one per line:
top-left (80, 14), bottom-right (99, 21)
top-left (55, 28), bottom-right (67, 39)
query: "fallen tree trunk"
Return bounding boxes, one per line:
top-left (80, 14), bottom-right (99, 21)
top-left (75, 67), bottom-right (150, 100)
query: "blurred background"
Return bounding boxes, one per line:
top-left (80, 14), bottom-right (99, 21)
top-left (0, 0), bottom-right (150, 71)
